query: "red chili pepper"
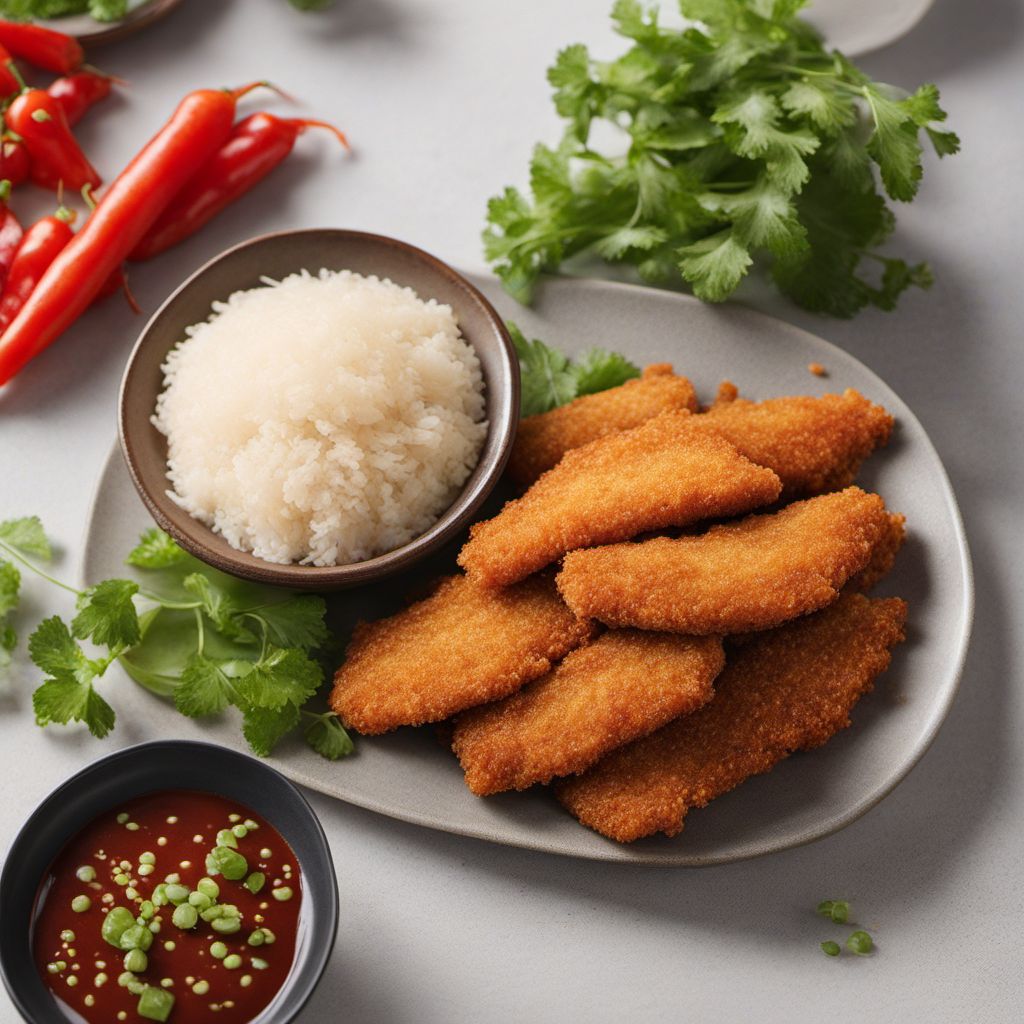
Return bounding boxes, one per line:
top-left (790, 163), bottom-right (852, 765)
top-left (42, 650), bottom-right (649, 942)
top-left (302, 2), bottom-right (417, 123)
top-left (0, 138), bottom-right (30, 188)
top-left (0, 20), bottom-right (83, 76)
top-left (0, 188), bottom-right (24, 291)
top-left (48, 71), bottom-right (113, 127)
top-left (0, 83), bottom-right (272, 385)
top-left (0, 44), bottom-right (20, 99)
top-left (6, 89), bottom-right (101, 193)
top-left (0, 204), bottom-right (75, 332)
top-left (131, 113), bottom-right (349, 261)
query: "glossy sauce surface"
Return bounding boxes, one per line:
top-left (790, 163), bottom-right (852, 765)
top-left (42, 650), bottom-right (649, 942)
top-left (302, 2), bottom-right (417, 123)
top-left (33, 790), bottom-right (302, 1023)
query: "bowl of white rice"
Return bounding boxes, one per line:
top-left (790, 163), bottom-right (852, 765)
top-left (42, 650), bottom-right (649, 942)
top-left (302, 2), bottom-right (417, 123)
top-left (119, 229), bottom-right (520, 589)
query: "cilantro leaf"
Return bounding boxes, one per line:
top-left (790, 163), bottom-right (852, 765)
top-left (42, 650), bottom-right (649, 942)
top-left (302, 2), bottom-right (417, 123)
top-left (125, 528), bottom-right (188, 570)
top-left (29, 617), bottom-right (116, 739)
top-left (242, 703), bottom-right (301, 757)
top-left (28, 615), bottom-right (82, 678)
top-left (0, 516), bottom-right (51, 560)
top-left (88, 0), bottom-right (128, 20)
top-left (0, 560), bottom-right (19, 619)
top-left (33, 677), bottom-right (116, 738)
top-left (174, 654), bottom-right (234, 717)
top-left (862, 85), bottom-right (923, 202)
top-left (704, 176), bottom-right (807, 258)
top-left (232, 648), bottom-right (322, 711)
top-left (304, 713), bottom-right (355, 760)
top-left (780, 80), bottom-right (855, 134)
top-left (249, 596), bottom-right (329, 652)
top-left (571, 349), bottom-right (641, 395)
top-left (678, 229), bottom-right (753, 301)
top-left (509, 323), bottom-right (577, 416)
top-left (0, 625), bottom-right (15, 670)
top-left (183, 573), bottom-right (255, 642)
top-left (72, 579), bottom-right (140, 651)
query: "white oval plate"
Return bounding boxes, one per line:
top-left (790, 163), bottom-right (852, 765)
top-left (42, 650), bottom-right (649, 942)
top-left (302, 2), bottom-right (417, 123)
top-left (82, 274), bottom-right (972, 866)
top-left (807, 0), bottom-right (934, 56)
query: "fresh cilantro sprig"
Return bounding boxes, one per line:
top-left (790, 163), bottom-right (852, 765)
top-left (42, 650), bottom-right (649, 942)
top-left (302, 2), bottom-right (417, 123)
top-left (484, 0), bottom-right (959, 317)
top-left (1, 519), bottom-right (353, 761)
top-left (509, 321), bottom-right (641, 415)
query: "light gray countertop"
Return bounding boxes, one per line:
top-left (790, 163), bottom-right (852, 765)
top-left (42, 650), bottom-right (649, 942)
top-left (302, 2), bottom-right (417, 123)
top-left (2, 1), bottom-right (1021, 1021)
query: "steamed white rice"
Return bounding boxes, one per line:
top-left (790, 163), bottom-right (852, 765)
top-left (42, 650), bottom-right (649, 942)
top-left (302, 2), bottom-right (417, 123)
top-left (153, 269), bottom-right (488, 566)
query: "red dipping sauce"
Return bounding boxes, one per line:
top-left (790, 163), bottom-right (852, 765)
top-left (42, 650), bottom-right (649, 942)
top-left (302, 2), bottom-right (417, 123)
top-left (32, 790), bottom-right (302, 1023)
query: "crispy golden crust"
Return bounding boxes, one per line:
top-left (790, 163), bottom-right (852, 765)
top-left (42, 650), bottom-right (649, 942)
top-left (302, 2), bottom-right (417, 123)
top-left (555, 593), bottom-right (907, 842)
top-left (452, 632), bottom-right (723, 795)
top-left (693, 389), bottom-right (894, 496)
top-left (330, 575), bottom-right (594, 734)
top-left (852, 513), bottom-right (906, 590)
top-left (506, 368), bottom-right (698, 486)
top-left (458, 412), bottom-right (782, 588)
top-left (556, 488), bottom-right (899, 634)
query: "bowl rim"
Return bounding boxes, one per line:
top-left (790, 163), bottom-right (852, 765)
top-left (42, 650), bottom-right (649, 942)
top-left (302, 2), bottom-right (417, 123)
top-left (118, 227), bottom-right (520, 590)
top-left (0, 739), bottom-right (339, 1024)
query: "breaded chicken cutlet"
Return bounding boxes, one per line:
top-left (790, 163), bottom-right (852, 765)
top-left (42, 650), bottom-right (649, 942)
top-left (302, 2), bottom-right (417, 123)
top-left (458, 412), bottom-right (782, 588)
top-left (452, 631), bottom-right (723, 796)
top-left (555, 593), bottom-right (908, 842)
top-left (330, 574), bottom-right (594, 735)
top-left (556, 487), bottom-right (903, 634)
top-left (506, 364), bottom-right (698, 486)
top-left (693, 389), bottom-right (894, 496)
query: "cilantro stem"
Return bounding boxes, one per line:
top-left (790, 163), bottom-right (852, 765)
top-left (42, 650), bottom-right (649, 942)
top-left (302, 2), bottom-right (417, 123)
top-left (0, 539), bottom-right (80, 596)
top-left (194, 607), bottom-right (205, 657)
top-left (137, 592), bottom-right (202, 609)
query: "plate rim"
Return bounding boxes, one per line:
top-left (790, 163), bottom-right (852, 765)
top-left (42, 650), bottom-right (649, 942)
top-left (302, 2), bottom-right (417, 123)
top-left (80, 273), bottom-right (975, 866)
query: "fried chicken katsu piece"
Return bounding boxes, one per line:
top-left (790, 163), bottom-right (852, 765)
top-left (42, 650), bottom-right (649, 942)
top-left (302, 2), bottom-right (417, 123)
top-left (458, 413), bottom-right (782, 588)
top-left (452, 632), bottom-right (723, 795)
top-left (555, 593), bottom-right (907, 842)
top-left (692, 389), bottom-right (894, 496)
top-left (556, 488), bottom-right (902, 634)
top-left (330, 574), bottom-right (594, 735)
top-left (506, 365), bottom-right (699, 486)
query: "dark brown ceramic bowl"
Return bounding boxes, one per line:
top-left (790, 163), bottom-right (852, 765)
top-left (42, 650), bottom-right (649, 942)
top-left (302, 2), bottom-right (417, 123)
top-left (118, 229), bottom-right (520, 590)
top-left (38, 0), bottom-right (184, 47)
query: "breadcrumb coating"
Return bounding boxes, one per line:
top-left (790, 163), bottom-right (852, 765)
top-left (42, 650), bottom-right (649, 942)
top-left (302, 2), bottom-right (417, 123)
top-left (458, 412), bottom-right (782, 588)
top-left (853, 512), bottom-right (906, 590)
top-left (506, 365), bottom-right (698, 486)
top-left (556, 488), bottom-right (901, 634)
top-left (693, 389), bottom-right (894, 496)
top-left (330, 574), bottom-right (594, 734)
top-left (452, 631), bottom-right (723, 795)
top-left (555, 593), bottom-right (907, 842)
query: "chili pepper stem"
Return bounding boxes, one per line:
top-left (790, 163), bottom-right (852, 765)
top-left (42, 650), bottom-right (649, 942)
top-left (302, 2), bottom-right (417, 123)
top-left (82, 63), bottom-right (126, 87)
top-left (230, 81), bottom-right (294, 103)
top-left (5, 59), bottom-right (25, 92)
top-left (120, 271), bottom-right (141, 315)
top-left (293, 118), bottom-right (351, 151)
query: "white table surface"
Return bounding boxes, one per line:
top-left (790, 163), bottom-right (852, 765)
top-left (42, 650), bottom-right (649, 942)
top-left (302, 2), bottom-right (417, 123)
top-left (2, 1), bottom-right (1022, 1022)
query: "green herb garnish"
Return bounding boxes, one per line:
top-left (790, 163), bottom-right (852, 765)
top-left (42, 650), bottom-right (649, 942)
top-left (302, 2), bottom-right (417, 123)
top-left (509, 321), bottom-right (641, 416)
top-left (816, 898), bottom-right (850, 924)
top-left (1, 518), bottom-right (352, 761)
top-left (0, 0), bottom-right (128, 23)
top-left (820, 940), bottom-right (841, 957)
top-left (846, 930), bottom-right (874, 955)
top-left (484, 0), bottom-right (958, 317)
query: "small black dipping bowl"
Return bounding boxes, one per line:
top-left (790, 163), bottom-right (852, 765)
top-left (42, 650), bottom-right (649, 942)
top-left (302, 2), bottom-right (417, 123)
top-left (0, 740), bottom-right (338, 1023)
